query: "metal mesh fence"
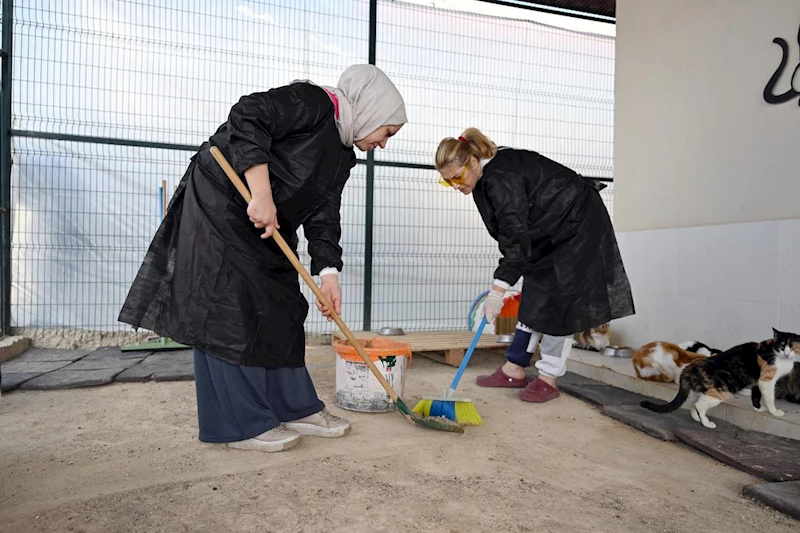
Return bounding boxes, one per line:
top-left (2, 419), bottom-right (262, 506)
top-left (366, 0), bottom-right (615, 332)
top-left (5, 0), bottom-right (615, 337)
top-left (10, 138), bottom-right (187, 329)
top-left (12, 0), bottom-right (369, 143)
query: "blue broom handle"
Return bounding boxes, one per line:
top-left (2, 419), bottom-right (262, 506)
top-left (446, 316), bottom-right (488, 397)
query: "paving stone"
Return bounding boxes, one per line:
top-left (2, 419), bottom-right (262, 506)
top-left (152, 366), bottom-right (194, 382)
top-left (147, 350), bottom-right (193, 363)
top-left (0, 360), bottom-right (74, 374)
top-left (82, 346), bottom-right (151, 361)
top-left (559, 372), bottom-right (605, 388)
top-left (20, 368), bottom-right (124, 390)
top-left (116, 351), bottom-right (194, 383)
top-left (675, 428), bottom-right (800, 482)
top-left (743, 481), bottom-right (800, 520)
top-left (138, 351), bottom-right (193, 369)
top-left (1, 372), bottom-right (42, 392)
top-left (7, 348), bottom-right (89, 363)
top-left (559, 380), bottom-right (651, 407)
top-left (114, 365), bottom-right (154, 383)
top-left (65, 357), bottom-right (143, 371)
top-left (603, 404), bottom-right (737, 441)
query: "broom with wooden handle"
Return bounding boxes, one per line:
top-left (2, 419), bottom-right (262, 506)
top-left (209, 146), bottom-right (463, 434)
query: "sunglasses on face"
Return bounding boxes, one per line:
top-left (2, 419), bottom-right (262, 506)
top-left (437, 163), bottom-right (468, 188)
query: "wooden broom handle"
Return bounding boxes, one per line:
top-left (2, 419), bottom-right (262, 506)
top-left (208, 146), bottom-right (401, 402)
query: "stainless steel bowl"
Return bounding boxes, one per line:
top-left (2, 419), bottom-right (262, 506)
top-left (497, 334), bottom-right (515, 344)
top-left (377, 327), bottom-right (405, 336)
top-left (602, 345), bottom-right (634, 358)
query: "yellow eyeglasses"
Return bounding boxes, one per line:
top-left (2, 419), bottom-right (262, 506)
top-left (437, 163), bottom-right (468, 188)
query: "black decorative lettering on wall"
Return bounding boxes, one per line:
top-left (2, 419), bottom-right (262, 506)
top-left (763, 23), bottom-right (800, 105)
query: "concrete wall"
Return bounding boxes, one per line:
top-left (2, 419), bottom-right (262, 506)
top-left (611, 0), bottom-right (800, 349)
top-left (614, 0), bottom-right (800, 232)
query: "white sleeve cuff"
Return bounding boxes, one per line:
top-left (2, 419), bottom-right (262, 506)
top-left (492, 279), bottom-right (511, 291)
top-left (319, 267), bottom-right (339, 277)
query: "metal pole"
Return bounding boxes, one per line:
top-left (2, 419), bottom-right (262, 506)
top-left (363, 0), bottom-right (377, 332)
top-left (11, 129), bottom-right (199, 152)
top-left (0, 0), bottom-right (13, 336)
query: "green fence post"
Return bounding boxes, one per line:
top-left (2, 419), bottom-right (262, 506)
top-left (363, 0), bottom-right (377, 332)
top-left (0, 0), bottom-right (14, 336)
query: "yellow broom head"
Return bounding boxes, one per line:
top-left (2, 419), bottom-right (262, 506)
top-left (412, 397), bottom-right (483, 426)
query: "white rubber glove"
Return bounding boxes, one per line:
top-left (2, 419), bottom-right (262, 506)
top-left (482, 289), bottom-right (505, 323)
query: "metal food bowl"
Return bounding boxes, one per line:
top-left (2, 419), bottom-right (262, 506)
top-left (602, 345), bottom-right (634, 358)
top-left (377, 327), bottom-right (405, 336)
top-left (497, 334), bottom-right (515, 344)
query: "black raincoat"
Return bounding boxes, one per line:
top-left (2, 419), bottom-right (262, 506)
top-left (473, 148), bottom-right (635, 336)
top-left (119, 82), bottom-right (355, 368)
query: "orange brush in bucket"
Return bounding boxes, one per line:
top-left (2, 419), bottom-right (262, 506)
top-left (209, 146), bottom-right (463, 434)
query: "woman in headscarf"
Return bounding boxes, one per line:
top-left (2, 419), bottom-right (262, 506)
top-left (119, 64), bottom-right (407, 452)
top-left (434, 128), bottom-right (634, 404)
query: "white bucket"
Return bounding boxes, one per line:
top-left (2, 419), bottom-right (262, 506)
top-left (333, 338), bottom-right (411, 413)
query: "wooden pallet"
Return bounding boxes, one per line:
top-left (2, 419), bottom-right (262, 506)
top-left (331, 330), bottom-right (508, 367)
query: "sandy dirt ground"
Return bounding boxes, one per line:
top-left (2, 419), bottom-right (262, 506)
top-left (0, 352), bottom-right (796, 533)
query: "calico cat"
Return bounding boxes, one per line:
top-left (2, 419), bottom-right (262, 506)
top-left (632, 341), bottom-right (710, 384)
top-left (640, 328), bottom-right (799, 429)
top-left (679, 342), bottom-right (752, 395)
top-left (572, 323), bottom-right (611, 352)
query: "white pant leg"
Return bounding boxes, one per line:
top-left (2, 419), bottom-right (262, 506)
top-left (534, 334), bottom-right (573, 379)
top-left (526, 330), bottom-right (542, 353)
top-left (519, 322), bottom-right (543, 357)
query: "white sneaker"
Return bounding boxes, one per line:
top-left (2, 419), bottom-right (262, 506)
top-left (285, 409), bottom-right (351, 438)
top-left (226, 425), bottom-right (301, 452)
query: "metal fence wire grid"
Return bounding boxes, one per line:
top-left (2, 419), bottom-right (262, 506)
top-left (0, 0), bottom-right (615, 339)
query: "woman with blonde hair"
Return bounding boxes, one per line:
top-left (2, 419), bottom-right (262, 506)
top-left (435, 128), bottom-right (634, 403)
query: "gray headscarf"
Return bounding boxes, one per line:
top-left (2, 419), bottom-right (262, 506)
top-left (324, 64), bottom-right (407, 147)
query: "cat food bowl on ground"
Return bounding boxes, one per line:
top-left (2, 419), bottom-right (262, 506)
top-left (602, 345), bottom-right (634, 358)
top-left (498, 334), bottom-right (515, 344)
top-left (378, 327), bottom-right (405, 336)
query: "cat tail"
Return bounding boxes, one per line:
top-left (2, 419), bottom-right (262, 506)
top-left (640, 383), bottom-right (689, 413)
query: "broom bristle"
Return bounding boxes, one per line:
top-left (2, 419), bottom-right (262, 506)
top-left (454, 401), bottom-right (483, 426)
top-left (429, 399), bottom-right (457, 421)
top-left (411, 398), bottom-right (432, 417)
top-left (427, 399), bottom-right (483, 426)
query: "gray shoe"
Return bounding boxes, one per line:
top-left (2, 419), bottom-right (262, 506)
top-left (285, 409), bottom-right (351, 438)
top-left (226, 425), bottom-right (301, 452)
